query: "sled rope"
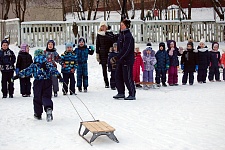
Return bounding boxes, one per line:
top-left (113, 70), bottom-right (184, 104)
top-left (60, 82), bottom-right (96, 122)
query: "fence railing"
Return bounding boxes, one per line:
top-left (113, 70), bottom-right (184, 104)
top-left (1, 19), bottom-right (225, 47)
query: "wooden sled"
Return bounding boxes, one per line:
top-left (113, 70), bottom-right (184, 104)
top-left (136, 82), bottom-right (159, 89)
top-left (79, 120), bottom-right (119, 146)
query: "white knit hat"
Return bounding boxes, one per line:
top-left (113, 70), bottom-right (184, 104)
top-left (99, 21), bottom-right (108, 27)
top-left (200, 38), bottom-right (205, 44)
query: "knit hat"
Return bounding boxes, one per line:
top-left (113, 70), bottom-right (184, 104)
top-left (34, 49), bottom-right (44, 57)
top-left (200, 38), bottom-right (205, 44)
top-left (146, 43), bottom-right (152, 47)
top-left (100, 21), bottom-right (108, 27)
top-left (47, 40), bottom-right (55, 47)
top-left (146, 47), bottom-right (152, 51)
top-left (65, 42), bottom-right (74, 49)
top-left (212, 42), bottom-right (219, 49)
top-left (20, 43), bottom-right (28, 52)
top-left (159, 42), bottom-right (165, 50)
top-left (1, 39), bottom-right (9, 47)
top-left (78, 38), bottom-right (85, 44)
top-left (121, 19), bottom-right (131, 29)
top-left (187, 41), bottom-right (194, 48)
top-left (113, 43), bottom-right (117, 48)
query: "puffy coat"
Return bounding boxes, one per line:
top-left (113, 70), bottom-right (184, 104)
top-left (74, 45), bottom-right (94, 64)
top-left (142, 50), bottom-right (156, 71)
top-left (108, 51), bottom-right (118, 71)
top-left (60, 51), bottom-right (77, 73)
top-left (220, 53), bottom-right (225, 67)
top-left (18, 55), bottom-right (60, 80)
top-left (155, 50), bottom-right (170, 70)
top-left (167, 40), bottom-right (182, 66)
top-left (197, 46), bottom-right (209, 70)
top-left (96, 31), bottom-right (113, 64)
top-left (209, 50), bottom-right (221, 67)
top-left (133, 52), bottom-right (144, 73)
top-left (16, 51), bottom-right (33, 71)
top-left (44, 48), bottom-right (61, 68)
top-left (0, 48), bottom-right (16, 72)
top-left (181, 49), bottom-right (198, 72)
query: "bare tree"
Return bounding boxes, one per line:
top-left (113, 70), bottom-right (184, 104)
top-left (13, 0), bottom-right (27, 22)
top-left (176, 0), bottom-right (187, 20)
top-left (93, 0), bottom-right (100, 20)
top-left (129, 0), bottom-right (135, 19)
top-left (76, 0), bottom-right (85, 20)
top-left (62, 0), bottom-right (66, 21)
top-left (140, 0), bottom-right (144, 20)
top-left (3, 0), bottom-right (11, 20)
top-left (87, 0), bottom-right (94, 20)
top-left (187, 0), bottom-right (193, 20)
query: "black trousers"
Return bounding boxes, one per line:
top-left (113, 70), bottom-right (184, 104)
top-left (182, 71), bottom-right (194, 84)
top-left (208, 66), bottom-right (220, 81)
top-left (101, 64), bottom-right (109, 86)
top-left (155, 69), bottom-right (167, 84)
top-left (20, 77), bottom-right (31, 95)
top-left (1, 71), bottom-right (14, 96)
top-left (62, 73), bottom-right (75, 93)
top-left (115, 63), bottom-right (136, 97)
top-left (110, 70), bottom-right (116, 88)
top-left (197, 69), bottom-right (207, 82)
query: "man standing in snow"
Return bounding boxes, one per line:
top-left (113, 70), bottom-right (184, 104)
top-left (110, 19), bottom-right (136, 100)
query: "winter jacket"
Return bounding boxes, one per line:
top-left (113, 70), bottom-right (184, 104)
top-left (155, 50), bottom-right (170, 70)
top-left (181, 49), bottom-right (198, 72)
top-left (108, 51), bottom-right (118, 71)
top-left (96, 31), bottom-right (113, 64)
top-left (18, 55), bottom-right (61, 80)
top-left (167, 40), bottom-right (182, 66)
top-left (74, 45), bottom-right (94, 64)
top-left (44, 48), bottom-right (61, 68)
top-left (133, 52), bottom-right (144, 72)
top-left (16, 51), bottom-right (33, 71)
top-left (220, 53), bottom-right (225, 67)
top-left (60, 51), bottom-right (77, 73)
top-left (0, 48), bottom-right (16, 72)
top-left (143, 50), bottom-right (156, 71)
top-left (197, 46), bottom-right (209, 70)
top-left (209, 50), bottom-right (221, 67)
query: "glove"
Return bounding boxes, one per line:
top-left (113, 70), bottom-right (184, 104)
top-left (110, 56), bottom-right (118, 64)
top-left (165, 64), bottom-right (169, 70)
top-left (11, 75), bottom-right (19, 82)
top-left (41, 62), bottom-right (47, 71)
top-left (108, 68), bottom-right (111, 72)
top-left (71, 68), bottom-right (75, 73)
top-left (181, 64), bottom-right (184, 70)
top-left (57, 75), bottom-right (64, 83)
top-left (154, 64), bottom-right (157, 68)
top-left (63, 63), bottom-right (67, 68)
top-left (195, 65), bottom-right (198, 71)
top-left (89, 45), bottom-right (95, 51)
top-left (15, 68), bottom-right (19, 75)
top-left (96, 53), bottom-right (100, 63)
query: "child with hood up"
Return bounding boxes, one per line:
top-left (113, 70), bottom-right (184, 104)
top-left (74, 38), bottom-right (94, 92)
top-left (181, 40), bottom-right (198, 85)
top-left (208, 42), bottom-right (221, 82)
top-left (133, 46), bottom-right (144, 88)
top-left (12, 49), bottom-right (63, 122)
top-left (61, 43), bottom-right (77, 95)
top-left (167, 40), bottom-right (183, 86)
top-left (220, 48), bottom-right (225, 81)
top-left (196, 39), bottom-right (209, 83)
top-left (16, 43), bottom-right (33, 97)
top-left (142, 47), bottom-right (157, 89)
top-left (44, 40), bottom-right (61, 97)
top-left (0, 39), bottom-right (16, 98)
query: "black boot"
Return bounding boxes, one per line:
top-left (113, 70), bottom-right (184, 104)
top-left (113, 94), bottom-right (125, 99)
top-left (34, 113), bottom-right (42, 120)
top-left (46, 108), bottom-right (53, 122)
top-left (124, 95), bottom-right (136, 100)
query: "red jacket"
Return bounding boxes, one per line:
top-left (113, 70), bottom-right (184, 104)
top-left (133, 52), bottom-right (144, 75)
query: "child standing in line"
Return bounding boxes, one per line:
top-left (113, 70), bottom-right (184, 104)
top-left (133, 46), bottom-right (144, 88)
top-left (44, 40), bottom-right (61, 97)
top-left (74, 38), bottom-right (94, 92)
top-left (142, 47), bottom-right (157, 89)
top-left (208, 42), bottom-right (221, 82)
top-left (181, 41), bottom-right (198, 85)
top-left (155, 42), bottom-right (170, 87)
top-left (12, 49), bottom-right (63, 121)
top-left (167, 40), bottom-right (183, 86)
top-left (108, 43), bottom-right (118, 90)
top-left (16, 43), bottom-right (33, 97)
top-left (0, 40), bottom-right (16, 98)
top-left (61, 43), bottom-right (77, 95)
top-left (220, 48), bottom-right (225, 81)
top-left (196, 39), bottom-right (209, 83)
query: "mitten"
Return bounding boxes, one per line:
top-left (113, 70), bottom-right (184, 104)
top-left (110, 56), bottom-right (118, 64)
top-left (108, 68), bottom-right (111, 72)
top-left (96, 53), bottom-right (100, 63)
top-left (63, 63), bottom-right (67, 68)
top-left (15, 68), bottom-right (19, 75)
top-left (181, 64), bottom-right (184, 70)
top-left (195, 65), bottom-right (198, 71)
top-left (89, 45), bottom-right (95, 51)
top-left (11, 75), bottom-right (19, 82)
top-left (71, 68), bottom-right (75, 73)
top-left (57, 75), bottom-right (64, 83)
top-left (165, 64), bottom-right (170, 70)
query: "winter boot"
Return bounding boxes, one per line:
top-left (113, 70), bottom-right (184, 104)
top-left (113, 94), bottom-right (125, 99)
top-left (9, 95), bottom-right (13, 98)
top-left (78, 87), bottom-right (82, 92)
top-left (54, 92), bottom-right (58, 97)
top-left (124, 95), bottom-right (136, 100)
top-left (84, 87), bottom-right (87, 93)
top-left (34, 113), bottom-right (42, 120)
top-left (46, 108), bottom-right (53, 122)
top-left (162, 83), bottom-right (167, 87)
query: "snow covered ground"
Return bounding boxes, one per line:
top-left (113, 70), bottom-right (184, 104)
top-left (0, 42), bottom-right (225, 150)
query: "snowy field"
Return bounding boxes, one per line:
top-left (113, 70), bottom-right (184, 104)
top-left (0, 42), bottom-right (225, 150)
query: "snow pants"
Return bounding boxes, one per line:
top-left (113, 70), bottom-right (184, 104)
top-left (168, 66), bottom-right (178, 84)
top-left (20, 77), bottom-right (31, 95)
top-left (182, 71), bottom-right (194, 84)
top-left (62, 73), bottom-right (75, 93)
top-left (143, 70), bottom-right (154, 82)
top-left (133, 68), bottom-right (141, 83)
top-left (33, 79), bottom-right (53, 116)
top-left (110, 70), bottom-right (116, 88)
top-left (51, 75), bottom-right (59, 92)
top-left (223, 68), bottom-right (225, 80)
top-left (115, 63), bottom-right (136, 97)
top-left (208, 66), bottom-right (220, 81)
top-left (101, 64), bottom-right (109, 86)
top-left (155, 69), bottom-right (167, 84)
top-left (1, 71), bottom-right (14, 96)
top-left (197, 69), bottom-right (207, 82)
top-left (77, 63), bottom-right (88, 88)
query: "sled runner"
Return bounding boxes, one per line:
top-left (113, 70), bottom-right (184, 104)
top-left (61, 83), bottom-right (119, 146)
top-left (136, 82), bottom-right (159, 89)
top-left (79, 120), bottom-right (119, 145)
top-left (137, 81), bottom-right (155, 85)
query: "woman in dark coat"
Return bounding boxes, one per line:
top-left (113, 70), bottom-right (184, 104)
top-left (96, 21), bottom-right (113, 88)
top-left (109, 19), bottom-right (136, 100)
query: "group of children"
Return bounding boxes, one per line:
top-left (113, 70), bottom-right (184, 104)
top-left (0, 38), bottom-right (94, 121)
top-left (130, 39), bottom-right (225, 89)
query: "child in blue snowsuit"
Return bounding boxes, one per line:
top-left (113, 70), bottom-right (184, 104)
top-left (61, 43), bottom-right (77, 95)
top-left (74, 38), bottom-right (94, 92)
top-left (0, 39), bottom-right (16, 98)
top-left (12, 49), bottom-right (63, 121)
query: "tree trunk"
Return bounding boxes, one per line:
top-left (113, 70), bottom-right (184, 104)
top-left (87, 0), bottom-right (94, 20)
top-left (121, 0), bottom-right (127, 21)
top-left (188, 0), bottom-right (193, 20)
top-left (129, 0), bottom-right (135, 19)
top-left (62, 0), bottom-right (66, 21)
top-left (21, 0), bottom-right (27, 22)
top-left (3, 0), bottom-right (11, 20)
top-left (140, 0), bottom-right (144, 20)
top-left (93, 0), bottom-right (100, 20)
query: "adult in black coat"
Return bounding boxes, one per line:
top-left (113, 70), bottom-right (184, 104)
top-left (96, 21), bottom-right (113, 88)
top-left (181, 41), bottom-right (198, 85)
top-left (110, 19), bottom-right (136, 100)
top-left (16, 43), bottom-right (33, 97)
